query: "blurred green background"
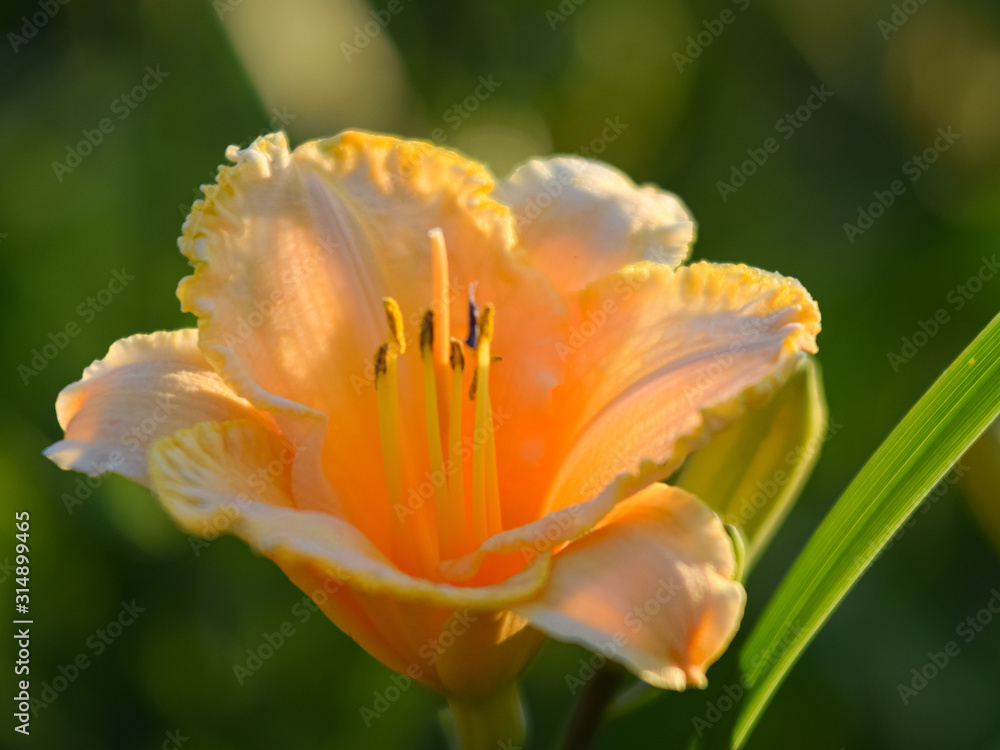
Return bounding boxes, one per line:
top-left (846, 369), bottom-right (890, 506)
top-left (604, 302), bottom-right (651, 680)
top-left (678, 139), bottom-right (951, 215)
top-left (3, 0), bottom-right (1000, 748)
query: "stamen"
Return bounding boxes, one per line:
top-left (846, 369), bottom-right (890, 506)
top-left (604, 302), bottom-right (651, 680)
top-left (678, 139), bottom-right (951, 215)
top-left (421, 312), bottom-right (462, 559)
top-left (373, 343), bottom-right (403, 563)
top-left (471, 304), bottom-right (502, 541)
top-left (376, 299), bottom-right (438, 574)
top-left (365, 345), bottom-right (394, 556)
top-left (469, 356), bottom-right (503, 400)
top-left (449, 339), bottom-right (470, 547)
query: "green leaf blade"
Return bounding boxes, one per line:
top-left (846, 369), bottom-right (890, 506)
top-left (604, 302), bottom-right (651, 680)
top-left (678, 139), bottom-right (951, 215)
top-left (704, 311), bottom-right (1000, 749)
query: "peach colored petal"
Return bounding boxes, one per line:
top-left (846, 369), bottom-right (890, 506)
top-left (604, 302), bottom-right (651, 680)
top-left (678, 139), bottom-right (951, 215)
top-left (514, 483), bottom-right (745, 690)
top-left (442, 261), bottom-right (819, 578)
top-left (148, 420), bottom-right (552, 609)
top-left (148, 419), bottom-right (547, 696)
top-left (43, 330), bottom-right (274, 485)
top-left (545, 260), bottom-right (821, 517)
top-left (177, 131), bottom-right (566, 550)
top-left (495, 156), bottom-right (694, 293)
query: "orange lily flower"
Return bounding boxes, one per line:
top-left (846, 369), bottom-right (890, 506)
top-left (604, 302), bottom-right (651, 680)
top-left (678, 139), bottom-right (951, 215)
top-left (44, 131), bottom-right (820, 746)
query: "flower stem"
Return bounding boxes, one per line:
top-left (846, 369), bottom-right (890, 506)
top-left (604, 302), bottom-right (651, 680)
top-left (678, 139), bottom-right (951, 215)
top-left (559, 662), bottom-right (625, 750)
top-left (446, 684), bottom-right (526, 750)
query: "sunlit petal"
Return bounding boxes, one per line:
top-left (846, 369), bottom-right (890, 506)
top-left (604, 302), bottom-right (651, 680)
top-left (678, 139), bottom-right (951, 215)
top-left (496, 156), bottom-right (694, 292)
top-left (178, 131), bottom-right (566, 543)
top-left (515, 483), bottom-right (744, 690)
top-left (149, 420), bottom-right (552, 608)
top-left (43, 329), bottom-right (273, 484)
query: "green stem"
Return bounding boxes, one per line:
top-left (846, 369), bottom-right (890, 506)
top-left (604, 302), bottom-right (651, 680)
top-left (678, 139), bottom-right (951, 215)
top-left (446, 683), bottom-right (526, 750)
top-left (559, 663), bottom-right (625, 750)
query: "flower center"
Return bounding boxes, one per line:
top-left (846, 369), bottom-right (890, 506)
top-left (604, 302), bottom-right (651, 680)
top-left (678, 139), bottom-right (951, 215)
top-left (373, 229), bottom-right (502, 575)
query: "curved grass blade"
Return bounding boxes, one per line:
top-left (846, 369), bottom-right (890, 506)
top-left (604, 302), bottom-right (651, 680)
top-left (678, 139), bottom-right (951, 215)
top-left (700, 310), bottom-right (1000, 749)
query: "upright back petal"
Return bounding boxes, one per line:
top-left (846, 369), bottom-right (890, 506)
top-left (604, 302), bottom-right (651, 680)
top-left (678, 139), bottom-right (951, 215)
top-left (178, 131), bottom-right (565, 557)
top-left (496, 156), bottom-right (695, 293)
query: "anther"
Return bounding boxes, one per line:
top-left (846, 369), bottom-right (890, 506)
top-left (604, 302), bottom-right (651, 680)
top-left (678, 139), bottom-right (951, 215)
top-left (465, 282), bottom-right (480, 348)
top-left (382, 297), bottom-right (406, 353)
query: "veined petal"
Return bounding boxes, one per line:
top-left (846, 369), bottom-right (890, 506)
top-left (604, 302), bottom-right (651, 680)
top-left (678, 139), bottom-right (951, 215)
top-left (495, 156), bottom-right (695, 293)
top-left (149, 420), bottom-right (552, 610)
top-left (545, 261), bottom-right (821, 517)
top-left (43, 329), bottom-right (273, 485)
top-left (177, 131), bottom-right (566, 544)
top-left (442, 261), bottom-right (819, 579)
top-left (514, 483), bottom-right (745, 690)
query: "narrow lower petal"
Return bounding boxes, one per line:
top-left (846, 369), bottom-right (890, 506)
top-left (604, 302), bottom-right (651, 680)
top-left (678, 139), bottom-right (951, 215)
top-left (514, 483), bottom-right (745, 690)
top-left (43, 329), bottom-right (273, 484)
top-left (148, 420), bottom-right (552, 609)
top-left (495, 156), bottom-right (695, 293)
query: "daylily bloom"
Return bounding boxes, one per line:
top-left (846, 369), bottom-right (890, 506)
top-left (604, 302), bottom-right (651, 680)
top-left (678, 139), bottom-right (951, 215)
top-left (45, 131), bottom-right (820, 747)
